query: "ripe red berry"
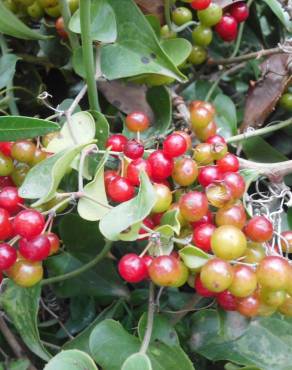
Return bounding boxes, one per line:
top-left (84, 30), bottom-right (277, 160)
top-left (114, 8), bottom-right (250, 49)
top-left (195, 276), bottom-right (215, 297)
top-left (46, 232), bottom-right (60, 255)
top-left (190, 210), bottom-right (213, 229)
top-left (206, 135), bottom-right (226, 145)
top-left (0, 243), bottom-right (17, 270)
top-left (19, 235), bottom-right (51, 261)
top-left (163, 133), bottom-right (187, 158)
top-left (13, 210), bottom-right (45, 239)
top-left (191, 0), bottom-right (211, 10)
top-left (55, 17), bottom-right (68, 39)
top-left (0, 142), bottom-right (13, 157)
top-left (217, 291), bottom-right (237, 311)
top-left (118, 253), bottom-right (148, 283)
top-left (106, 134), bottom-right (127, 152)
top-left (192, 223), bottom-right (216, 252)
top-left (142, 255), bottom-right (153, 278)
top-left (0, 186), bottom-right (24, 214)
top-left (0, 176), bottom-right (14, 189)
top-left (104, 170), bottom-right (118, 187)
top-left (229, 1), bottom-right (249, 23)
top-left (125, 112), bottom-right (150, 132)
top-left (151, 212), bottom-right (164, 226)
top-left (244, 215), bottom-right (273, 243)
top-left (123, 139), bottom-right (144, 159)
top-left (106, 176), bottom-right (135, 203)
top-left (147, 150), bottom-right (174, 181)
top-left (217, 153), bottom-right (239, 173)
top-left (179, 191), bottom-right (208, 222)
top-left (215, 14), bottom-right (238, 42)
top-left (222, 172), bottom-right (245, 199)
top-left (198, 165), bottom-right (222, 187)
top-left (0, 208), bottom-right (13, 240)
top-left (126, 158), bottom-right (152, 186)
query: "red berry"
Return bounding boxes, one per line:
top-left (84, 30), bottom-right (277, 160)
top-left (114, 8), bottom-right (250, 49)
top-left (104, 170), bottom-right (118, 187)
top-left (0, 142), bottom-right (13, 157)
top-left (126, 158), bottom-right (152, 186)
top-left (229, 1), bottom-right (249, 23)
top-left (198, 165), bottom-right (222, 187)
top-left (217, 291), bottom-right (237, 311)
top-left (46, 232), bottom-right (60, 255)
top-left (142, 255), bottom-right (153, 278)
top-left (179, 191), bottom-right (209, 222)
top-left (206, 135), bottom-right (226, 145)
top-left (151, 212), bottom-right (164, 226)
top-left (0, 243), bottom-right (17, 270)
top-left (217, 153), bottom-right (239, 173)
top-left (215, 14), bottom-right (238, 42)
top-left (0, 208), bottom-right (13, 240)
top-left (195, 276), bottom-right (215, 297)
top-left (147, 150), bottom-right (173, 181)
top-left (192, 223), bottom-right (216, 252)
top-left (125, 112), bottom-right (150, 132)
top-left (190, 210), bottom-right (213, 229)
top-left (118, 253), bottom-right (147, 283)
top-left (106, 176), bottom-right (135, 203)
top-left (106, 134), bottom-right (127, 152)
top-left (222, 172), bottom-right (245, 199)
top-left (13, 210), bottom-right (45, 239)
top-left (191, 0), bottom-right (211, 10)
top-left (55, 17), bottom-right (68, 39)
top-left (0, 186), bottom-right (24, 214)
top-left (163, 133), bottom-right (187, 158)
top-left (123, 139), bottom-right (144, 160)
top-left (244, 216), bottom-right (273, 243)
top-left (19, 235), bottom-right (51, 261)
top-left (0, 176), bottom-right (14, 189)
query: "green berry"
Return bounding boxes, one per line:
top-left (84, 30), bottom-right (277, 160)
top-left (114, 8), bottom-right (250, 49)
top-left (279, 93), bottom-right (292, 111)
top-left (198, 3), bottom-right (223, 27)
top-left (192, 24), bottom-right (213, 46)
top-left (188, 45), bottom-right (207, 65)
top-left (172, 7), bottom-right (193, 26)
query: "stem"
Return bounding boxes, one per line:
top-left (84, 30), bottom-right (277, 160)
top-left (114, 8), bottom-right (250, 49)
top-left (140, 282), bottom-right (155, 354)
top-left (41, 241), bottom-right (112, 285)
top-left (80, 0), bottom-right (100, 112)
top-left (0, 316), bottom-right (24, 358)
top-left (59, 0), bottom-right (80, 50)
top-left (227, 117), bottom-right (292, 143)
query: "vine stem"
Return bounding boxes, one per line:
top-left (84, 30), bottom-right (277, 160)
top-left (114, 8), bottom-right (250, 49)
top-left (59, 0), bottom-right (79, 50)
top-left (41, 241), bottom-right (112, 285)
top-left (140, 282), bottom-right (155, 354)
top-left (80, 0), bottom-right (100, 112)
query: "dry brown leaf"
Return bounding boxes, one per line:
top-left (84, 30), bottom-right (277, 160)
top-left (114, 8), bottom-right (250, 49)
top-left (98, 80), bottom-right (154, 121)
top-left (240, 53), bottom-right (292, 132)
top-left (135, 0), bottom-right (164, 24)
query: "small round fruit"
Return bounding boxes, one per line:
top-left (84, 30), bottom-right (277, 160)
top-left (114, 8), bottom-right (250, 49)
top-left (160, 24), bottom-right (177, 39)
top-left (244, 216), bottom-right (273, 243)
top-left (106, 134), bottom-right (127, 152)
top-left (237, 293), bottom-right (260, 317)
top-left (175, 131), bottom-right (192, 151)
top-left (260, 288), bottom-right (286, 307)
top-left (200, 258), bottom-right (234, 293)
top-left (194, 121), bottom-right (217, 142)
top-left (7, 259), bottom-right (43, 287)
top-left (11, 140), bottom-right (36, 164)
top-left (188, 46), bottom-right (207, 65)
top-left (195, 275), bottom-right (215, 297)
top-left (126, 158), bottom-right (152, 186)
top-left (0, 243), bottom-right (17, 270)
top-left (19, 235), bottom-right (51, 262)
top-left (149, 255), bottom-right (188, 287)
top-left (257, 256), bottom-right (290, 291)
top-left (68, 0), bottom-right (79, 13)
top-left (37, 0), bottom-right (58, 6)
top-left (44, 4), bottom-right (61, 17)
top-left (42, 131), bottom-right (59, 147)
top-left (46, 232), bottom-right (60, 255)
top-left (179, 191), bottom-right (208, 222)
top-left (279, 93), bottom-right (292, 111)
top-left (257, 303), bottom-right (276, 317)
top-left (0, 186), bottom-right (24, 214)
top-left (278, 295), bottom-right (292, 316)
top-left (172, 7), bottom-right (192, 26)
top-left (215, 14), bottom-right (238, 42)
top-left (0, 208), bottom-right (13, 240)
top-left (211, 225), bottom-right (247, 260)
top-left (222, 172), bottom-right (245, 199)
top-left (0, 176), bottom-right (14, 189)
top-left (193, 143), bottom-right (213, 165)
top-left (190, 210), bottom-right (213, 229)
top-left (198, 165), bottom-right (222, 187)
top-left (229, 2), bottom-right (249, 23)
top-left (197, 3), bottom-right (223, 27)
top-left (206, 182), bottom-right (233, 208)
top-left (192, 223), bottom-right (216, 252)
top-left (13, 210), bottom-right (45, 239)
top-left (281, 231), bottom-right (292, 253)
top-left (123, 140), bottom-right (144, 160)
top-left (192, 24), bottom-right (213, 46)
top-left (55, 17), bottom-right (68, 39)
top-left (217, 290), bottom-right (237, 311)
top-left (206, 135), bottom-right (226, 145)
top-left (217, 153), bottom-right (239, 173)
top-left (0, 142), bottom-right (13, 157)
top-left (106, 176), bottom-right (135, 203)
top-left (190, 105), bottom-right (214, 130)
top-left (215, 203), bottom-right (246, 229)
top-left (191, 0), bottom-right (211, 10)
top-left (27, 1), bottom-right (44, 18)
top-left (163, 133), bottom-right (187, 158)
top-left (125, 112), bottom-right (150, 132)
top-left (211, 142), bottom-right (228, 160)
top-left (0, 153), bottom-right (14, 177)
top-left (30, 149), bottom-right (48, 166)
top-left (242, 242), bottom-right (265, 264)
top-left (229, 265), bottom-right (257, 298)
top-left (152, 183), bottom-right (172, 213)
top-left (147, 150), bottom-right (173, 181)
top-left (172, 157), bottom-right (198, 186)
top-left (104, 170), bottom-right (118, 187)
top-left (118, 254), bottom-right (147, 283)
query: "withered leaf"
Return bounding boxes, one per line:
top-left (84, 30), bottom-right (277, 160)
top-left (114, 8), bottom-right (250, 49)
top-left (213, 0), bottom-right (242, 8)
top-left (240, 53), bottom-right (292, 132)
top-left (135, 0), bottom-right (164, 24)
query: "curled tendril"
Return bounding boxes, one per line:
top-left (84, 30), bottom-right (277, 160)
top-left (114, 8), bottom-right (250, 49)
top-left (37, 92), bottom-right (64, 114)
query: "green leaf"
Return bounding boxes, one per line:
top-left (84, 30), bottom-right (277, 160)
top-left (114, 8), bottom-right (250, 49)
top-left (2, 359), bottom-right (30, 370)
top-left (78, 151), bottom-right (110, 221)
top-left (69, 0), bottom-right (117, 43)
top-left (122, 353), bottom-right (152, 370)
top-left (242, 137), bottom-right (288, 163)
top-left (179, 245), bottom-right (211, 271)
top-left (263, 0), bottom-right (292, 32)
top-left (225, 364), bottom-right (261, 370)
top-left (160, 209), bottom-right (181, 236)
top-left (287, 208), bottom-right (292, 229)
top-left (89, 110), bottom-right (110, 149)
top-left (100, 0), bottom-right (186, 82)
top-left (239, 169), bottom-right (260, 192)
top-left (0, 116), bottom-right (59, 141)
top-left (0, 280), bottom-right (51, 361)
top-left (152, 225), bottom-right (175, 255)
top-left (0, 2), bottom-right (50, 40)
top-left (99, 172), bottom-right (156, 241)
top-left (190, 309), bottom-right (292, 370)
top-left (213, 94), bottom-right (237, 138)
top-left (19, 143), bottom-right (89, 206)
top-left (0, 54), bottom-right (20, 89)
top-left (44, 350), bottom-right (97, 370)
top-left (161, 38), bottom-right (192, 66)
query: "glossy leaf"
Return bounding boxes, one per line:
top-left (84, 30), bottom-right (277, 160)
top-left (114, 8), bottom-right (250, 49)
top-left (239, 169), bottom-right (260, 192)
top-left (44, 350), bottom-right (97, 370)
top-left (263, 0), bottom-right (292, 32)
top-left (161, 38), bottom-right (192, 67)
top-left (242, 137), bottom-right (288, 162)
top-left (90, 110), bottom-right (110, 149)
top-left (160, 209), bottom-right (181, 236)
top-left (0, 280), bottom-right (51, 361)
top-left (179, 245), bottom-right (211, 271)
top-left (0, 54), bottom-right (20, 89)
top-left (213, 94), bottom-right (237, 138)
top-left (0, 116), bottom-right (59, 141)
top-left (122, 353), bottom-right (152, 370)
top-left (99, 172), bottom-right (156, 241)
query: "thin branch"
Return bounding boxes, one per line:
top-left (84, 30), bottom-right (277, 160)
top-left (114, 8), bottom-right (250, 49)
top-left (140, 282), bottom-right (155, 354)
top-left (171, 91), bottom-right (190, 124)
top-left (0, 316), bottom-right (24, 358)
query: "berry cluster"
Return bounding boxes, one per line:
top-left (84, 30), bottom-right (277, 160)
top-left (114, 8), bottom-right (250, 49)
top-left (110, 102), bottom-right (292, 318)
